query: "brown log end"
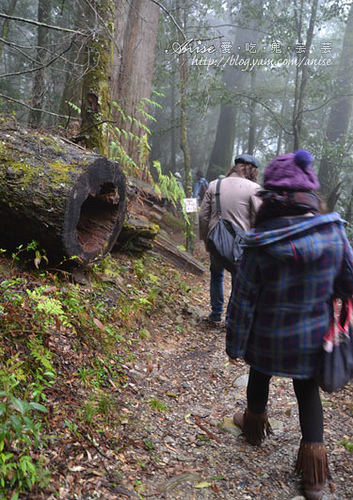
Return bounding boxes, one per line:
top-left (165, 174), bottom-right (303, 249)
top-left (62, 157), bottom-right (126, 265)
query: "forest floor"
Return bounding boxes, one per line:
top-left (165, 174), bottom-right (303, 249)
top-left (2, 227), bottom-right (353, 500)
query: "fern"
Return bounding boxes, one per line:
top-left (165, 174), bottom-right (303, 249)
top-left (28, 338), bottom-right (55, 374)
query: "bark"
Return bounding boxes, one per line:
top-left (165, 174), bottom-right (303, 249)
top-left (80, 0), bottom-right (116, 155)
top-left (248, 72), bottom-right (257, 154)
top-left (176, 0), bottom-right (193, 253)
top-left (170, 70), bottom-right (177, 173)
top-left (292, 0), bottom-right (319, 150)
top-left (0, 120), bottom-right (126, 265)
top-left (152, 234), bottom-right (206, 275)
top-left (208, 99), bottom-right (237, 179)
top-left (110, 0), bottom-right (160, 164)
top-left (318, 3), bottom-right (353, 207)
top-left (28, 0), bottom-right (52, 128)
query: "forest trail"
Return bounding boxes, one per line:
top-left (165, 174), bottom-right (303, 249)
top-left (110, 262), bottom-right (353, 500)
top-left (4, 234), bottom-right (352, 500)
top-left (41, 242), bottom-right (353, 500)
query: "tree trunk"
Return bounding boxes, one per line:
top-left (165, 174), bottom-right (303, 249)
top-left (292, 0), bottom-right (319, 150)
top-left (170, 69), bottom-right (177, 173)
top-left (80, 0), bottom-right (116, 155)
top-left (0, 120), bottom-right (126, 265)
top-left (207, 0), bottom-right (264, 179)
top-left (28, 0), bottom-right (51, 128)
top-left (58, 1), bottom-right (86, 126)
top-left (176, 0), bottom-right (193, 253)
top-left (318, 2), bottom-right (353, 207)
top-left (0, 0), bottom-right (18, 60)
top-left (110, 0), bottom-right (160, 164)
top-left (208, 100), bottom-right (237, 179)
top-left (248, 71), bottom-right (257, 154)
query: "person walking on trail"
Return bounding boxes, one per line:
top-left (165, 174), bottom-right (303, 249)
top-left (199, 154), bottom-right (261, 325)
top-left (174, 172), bottom-right (184, 193)
top-left (226, 150), bottom-right (353, 500)
top-left (193, 170), bottom-right (209, 207)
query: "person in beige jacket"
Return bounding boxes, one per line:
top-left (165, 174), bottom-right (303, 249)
top-left (199, 154), bottom-right (262, 324)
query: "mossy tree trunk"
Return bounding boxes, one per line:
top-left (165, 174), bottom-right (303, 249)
top-left (80, 0), bottom-right (116, 155)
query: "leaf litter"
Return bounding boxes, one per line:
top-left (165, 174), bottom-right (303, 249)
top-left (3, 241), bottom-right (352, 500)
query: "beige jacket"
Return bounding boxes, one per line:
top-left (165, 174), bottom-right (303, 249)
top-left (199, 173), bottom-right (262, 241)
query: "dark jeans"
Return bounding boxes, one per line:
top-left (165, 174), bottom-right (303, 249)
top-left (209, 252), bottom-right (237, 318)
top-left (210, 251), bottom-right (224, 316)
top-left (247, 366), bottom-right (324, 443)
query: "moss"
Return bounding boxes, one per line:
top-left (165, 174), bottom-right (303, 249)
top-left (80, 1), bottom-right (116, 156)
top-left (162, 211), bottom-right (186, 232)
top-left (0, 158), bottom-right (82, 190)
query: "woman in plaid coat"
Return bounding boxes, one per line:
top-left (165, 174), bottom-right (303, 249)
top-left (226, 150), bottom-right (353, 500)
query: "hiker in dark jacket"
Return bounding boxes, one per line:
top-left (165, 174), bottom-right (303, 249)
top-left (193, 170), bottom-right (209, 207)
top-left (226, 149), bottom-right (353, 500)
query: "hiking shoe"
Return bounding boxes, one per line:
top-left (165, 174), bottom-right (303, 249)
top-left (206, 313), bottom-right (222, 324)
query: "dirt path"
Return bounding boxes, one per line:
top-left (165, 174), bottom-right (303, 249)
top-left (117, 261), bottom-right (353, 500)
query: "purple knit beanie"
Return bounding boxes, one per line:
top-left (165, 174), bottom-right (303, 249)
top-left (263, 150), bottom-right (320, 191)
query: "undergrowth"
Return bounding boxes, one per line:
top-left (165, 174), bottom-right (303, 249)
top-left (0, 246), bottom-right (193, 498)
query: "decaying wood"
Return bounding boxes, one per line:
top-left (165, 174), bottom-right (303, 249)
top-left (0, 119), bottom-right (126, 265)
top-left (115, 216), bottom-right (160, 253)
top-left (152, 234), bottom-right (206, 276)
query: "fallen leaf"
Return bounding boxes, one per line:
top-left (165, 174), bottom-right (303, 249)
top-left (194, 481), bottom-right (212, 489)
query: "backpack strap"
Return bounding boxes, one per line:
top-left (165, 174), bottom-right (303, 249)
top-left (215, 178), bottom-right (222, 217)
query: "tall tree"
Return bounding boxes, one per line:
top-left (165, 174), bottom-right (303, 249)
top-left (28, 0), bottom-right (52, 128)
top-left (318, 2), bottom-right (353, 209)
top-left (0, 0), bottom-right (18, 60)
top-left (79, 0), bottom-right (116, 155)
top-left (207, 0), bottom-right (264, 179)
top-left (110, 0), bottom-right (160, 164)
top-left (292, 0), bottom-right (319, 150)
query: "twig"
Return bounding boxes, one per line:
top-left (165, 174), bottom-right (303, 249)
top-left (193, 415), bottom-right (221, 443)
top-left (0, 12), bottom-right (87, 35)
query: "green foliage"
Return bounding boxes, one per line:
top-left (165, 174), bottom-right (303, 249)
top-left (341, 439), bottom-right (353, 453)
top-left (148, 398), bottom-right (169, 413)
top-left (0, 359), bottom-right (50, 495)
top-left (26, 287), bottom-right (72, 329)
top-left (10, 240), bottom-right (48, 272)
top-left (152, 160), bottom-right (185, 208)
top-left (109, 101), bottom-right (154, 179)
top-left (0, 245), bottom-right (195, 496)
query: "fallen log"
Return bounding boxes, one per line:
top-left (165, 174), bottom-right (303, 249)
top-left (115, 216), bottom-right (160, 253)
top-left (0, 119), bottom-right (126, 265)
top-left (152, 234), bottom-right (206, 275)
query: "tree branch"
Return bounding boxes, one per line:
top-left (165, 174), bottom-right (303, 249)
top-left (0, 37), bottom-right (76, 78)
top-left (0, 93), bottom-right (72, 120)
top-left (0, 12), bottom-right (87, 36)
top-left (148, 0), bottom-right (186, 39)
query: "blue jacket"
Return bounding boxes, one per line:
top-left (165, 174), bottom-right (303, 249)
top-left (226, 212), bottom-right (353, 378)
top-left (193, 177), bottom-right (209, 202)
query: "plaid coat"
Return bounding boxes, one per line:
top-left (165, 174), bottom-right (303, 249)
top-left (226, 212), bottom-right (353, 378)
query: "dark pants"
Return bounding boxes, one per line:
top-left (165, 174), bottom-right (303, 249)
top-left (209, 251), bottom-right (237, 319)
top-left (247, 366), bottom-right (324, 443)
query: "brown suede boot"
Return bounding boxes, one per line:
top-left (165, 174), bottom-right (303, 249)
top-left (233, 408), bottom-right (273, 446)
top-left (295, 440), bottom-right (329, 500)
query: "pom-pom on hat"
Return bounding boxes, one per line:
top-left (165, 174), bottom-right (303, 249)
top-left (263, 149), bottom-right (320, 191)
